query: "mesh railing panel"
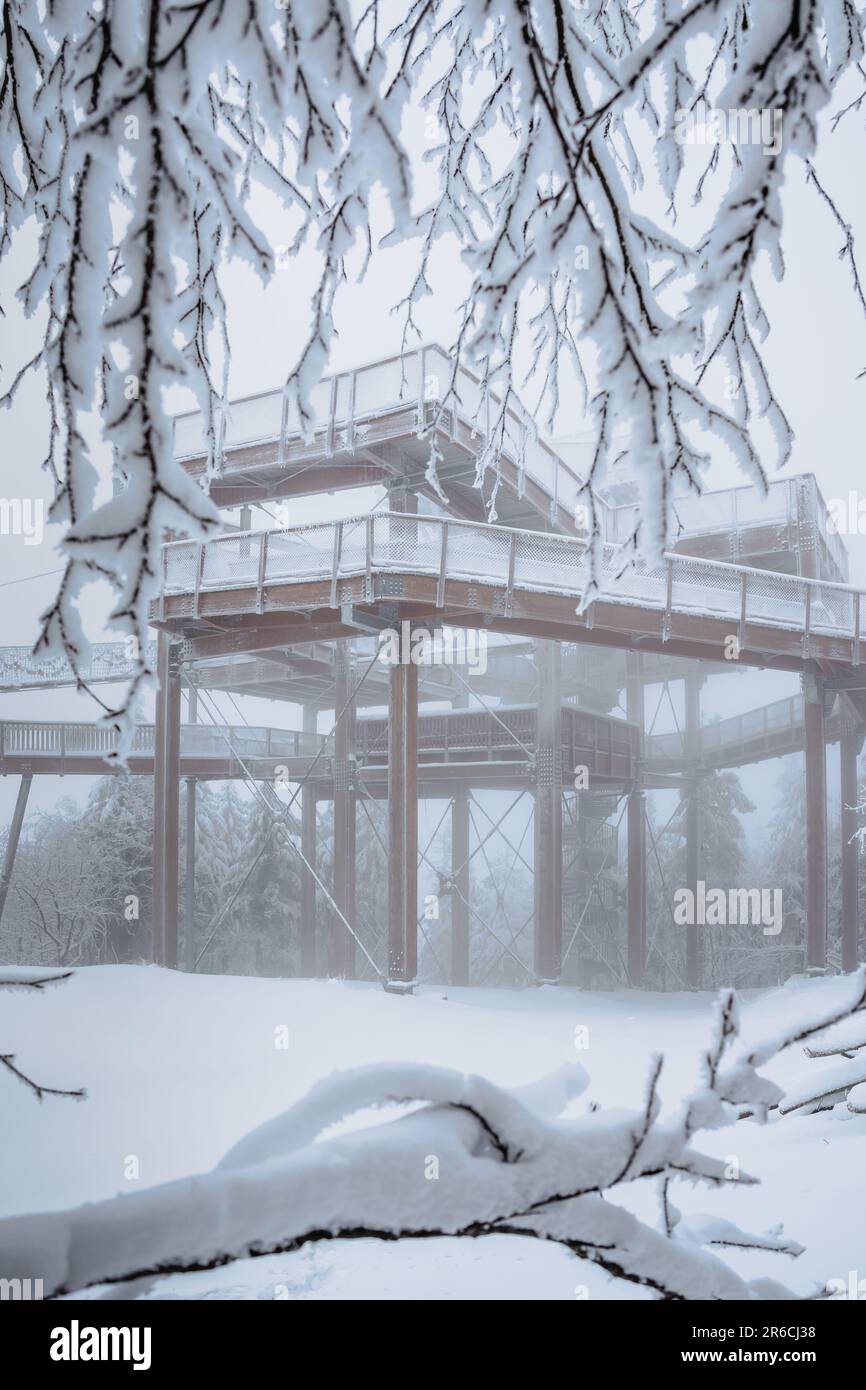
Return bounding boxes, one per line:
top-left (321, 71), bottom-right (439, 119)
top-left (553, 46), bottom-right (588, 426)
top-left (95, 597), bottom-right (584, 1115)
top-left (514, 530), bottom-right (587, 593)
top-left (162, 514), bottom-right (864, 648)
top-left (201, 534), bottom-right (261, 589)
top-left (164, 541), bottom-right (198, 594)
top-left (445, 522), bottom-right (512, 585)
top-left (265, 524), bottom-right (336, 583)
top-left (744, 568), bottom-right (806, 628)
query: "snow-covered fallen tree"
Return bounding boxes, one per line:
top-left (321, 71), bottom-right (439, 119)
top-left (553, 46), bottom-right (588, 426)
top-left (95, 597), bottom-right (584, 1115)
top-left (3, 969), bottom-right (864, 1301)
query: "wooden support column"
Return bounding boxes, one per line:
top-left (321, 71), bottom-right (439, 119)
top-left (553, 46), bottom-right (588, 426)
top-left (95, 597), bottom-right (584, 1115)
top-left (300, 706), bottom-right (318, 977)
top-left (684, 670), bottom-right (701, 989)
top-left (183, 686), bottom-right (197, 972)
top-left (0, 773), bottom-right (32, 929)
top-left (534, 639), bottom-right (562, 981)
top-left (626, 653), bottom-right (646, 986)
top-left (841, 727), bottom-right (861, 973)
top-left (152, 632), bottom-right (181, 967)
top-left (804, 672), bottom-right (828, 970)
top-left (451, 787), bottom-right (470, 985)
top-left (332, 642), bottom-right (357, 978)
top-left (388, 651), bottom-right (418, 984)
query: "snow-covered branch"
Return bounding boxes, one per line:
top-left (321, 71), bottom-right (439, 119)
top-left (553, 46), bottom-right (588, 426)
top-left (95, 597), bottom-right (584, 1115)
top-left (1, 1), bottom-right (864, 737)
top-left (3, 970), bottom-right (863, 1300)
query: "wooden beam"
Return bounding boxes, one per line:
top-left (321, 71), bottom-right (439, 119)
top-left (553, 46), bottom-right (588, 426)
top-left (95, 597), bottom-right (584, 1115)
top-left (152, 633), bottom-right (181, 968)
top-left (841, 727), bottom-right (860, 972)
top-left (804, 678), bottom-right (828, 970)
top-left (626, 653), bottom-right (646, 986)
top-left (388, 654), bottom-right (418, 984)
top-left (684, 671), bottom-right (701, 989)
top-left (534, 640), bottom-right (562, 981)
top-left (332, 642), bottom-right (357, 978)
top-left (183, 686), bottom-right (197, 972)
top-left (0, 773), bottom-right (32, 929)
top-left (451, 787), bottom-right (470, 986)
top-left (300, 705), bottom-right (318, 976)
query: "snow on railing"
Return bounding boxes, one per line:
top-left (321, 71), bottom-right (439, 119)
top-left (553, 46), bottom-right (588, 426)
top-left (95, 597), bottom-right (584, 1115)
top-left (603, 474), bottom-right (848, 577)
top-left (172, 346), bottom-right (847, 579)
top-left (0, 640), bottom-right (158, 691)
top-left (160, 512), bottom-right (866, 660)
top-left (0, 722), bottom-right (326, 762)
top-left (173, 344), bottom-right (587, 524)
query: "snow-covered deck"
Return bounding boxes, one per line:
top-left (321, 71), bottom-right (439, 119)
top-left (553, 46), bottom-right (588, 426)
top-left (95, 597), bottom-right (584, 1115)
top-left (158, 511), bottom-right (866, 667)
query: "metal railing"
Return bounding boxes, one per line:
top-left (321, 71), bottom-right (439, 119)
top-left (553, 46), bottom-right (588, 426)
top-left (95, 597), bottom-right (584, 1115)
top-left (603, 474), bottom-right (848, 577)
top-left (0, 722), bottom-right (327, 763)
top-left (646, 695), bottom-right (810, 764)
top-left (0, 641), bottom-right (158, 691)
top-left (173, 344), bottom-right (583, 523)
top-left (172, 345), bottom-right (846, 576)
top-left (160, 511), bottom-right (866, 661)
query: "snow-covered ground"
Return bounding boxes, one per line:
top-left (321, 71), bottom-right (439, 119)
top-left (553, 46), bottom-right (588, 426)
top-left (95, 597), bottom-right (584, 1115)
top-left (3, 966), bottom-right (865, 1300)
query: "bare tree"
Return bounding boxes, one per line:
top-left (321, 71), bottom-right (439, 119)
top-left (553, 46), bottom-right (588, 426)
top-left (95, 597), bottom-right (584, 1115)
top-left (1, 1), bottom-right (864, 744)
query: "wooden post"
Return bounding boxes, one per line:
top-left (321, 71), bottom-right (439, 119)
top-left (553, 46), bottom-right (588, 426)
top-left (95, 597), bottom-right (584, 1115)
top-left (388, 651), bottom-right (418, 984)
top-left (152, 632), bottom-right (181, 968)
top-left (451, 787), bottom-right (470, 985)
top-left (300, 705), bottom-right (318, 976)
top-left (0, 773), bottom-right (32, 929)
top-left (534, 640), bottom-right (562, 981)
top-left (804, 674), bottom-right (827, 971)
top-left (626, 653), bottom-right (646, 986)
top-left (841, 727), bottom-right (860, 973)
top-left (684, 670), bottom-right (701, 989)
top-left (332, 641), bottom-right (356, 978)
top-left (183, 686), bottom-right (197, 972)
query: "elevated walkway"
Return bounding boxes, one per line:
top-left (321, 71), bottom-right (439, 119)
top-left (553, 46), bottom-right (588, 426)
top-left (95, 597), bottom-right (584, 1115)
top-left (156, 511), bottom-right (866, 677)
top-left (173, 344), bottom-right (846, 581)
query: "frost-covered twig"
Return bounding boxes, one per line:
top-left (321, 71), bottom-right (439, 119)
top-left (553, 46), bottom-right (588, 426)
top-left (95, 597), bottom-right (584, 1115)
top-left (0, 1053), bottom-right (85, 1102)
top-left (1, 966), bottom-right (84, 1100)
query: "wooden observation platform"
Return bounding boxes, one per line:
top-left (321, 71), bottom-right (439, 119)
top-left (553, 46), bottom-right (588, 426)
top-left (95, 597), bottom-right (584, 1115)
top-left (2, 347), bottom-right (862, 989)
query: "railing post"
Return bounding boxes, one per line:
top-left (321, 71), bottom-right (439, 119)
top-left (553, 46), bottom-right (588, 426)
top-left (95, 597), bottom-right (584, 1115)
top-left (256, 530), bottom-right (269, 615)
top-left (803, 583), bottom-right (812, 658)
top-left (662, 557), bottom-right (673, 642)
top-left (193, 542), bottom-right (205, 619)
top-left (329, 521), bottom-right (343, 610)
top-left (437, 522), bottom-right (449, 608)
top-left (365, 515), bottom-right (374, 594)
top-left (504, 530), bottom-right (517, 616)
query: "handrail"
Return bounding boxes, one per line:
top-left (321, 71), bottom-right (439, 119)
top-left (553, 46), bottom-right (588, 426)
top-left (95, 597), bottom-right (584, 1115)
top-left (161, 509), bottom-right (864, 595)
